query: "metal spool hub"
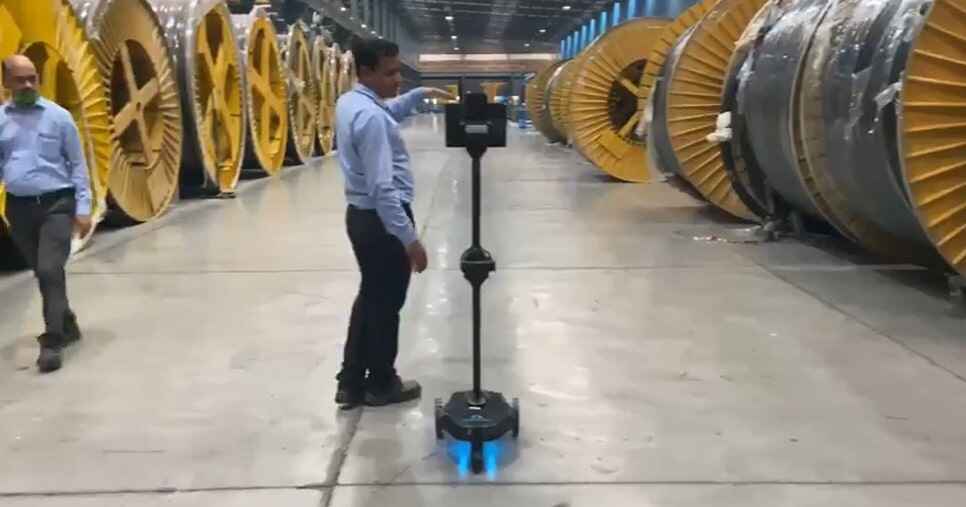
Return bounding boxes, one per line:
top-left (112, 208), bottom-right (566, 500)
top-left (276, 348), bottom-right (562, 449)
top-left (0, 0), bottom-right (112, 246)
top-left (526, 60), bottom-right (567, 142)
top-left (233, 9), bottom-right (287, 175)
top-left (314, 37), bottom-right (337, 155)
top-left (664, 0), bottom-right (767, 221)
top-left (569, 18), bottom-right (669, 183)
top-left (153, 0), bottom-right (244, 194)
top-left (282, 22), bottom-right (318, 164)
top-left (72, 0), bottom-right (183, 223)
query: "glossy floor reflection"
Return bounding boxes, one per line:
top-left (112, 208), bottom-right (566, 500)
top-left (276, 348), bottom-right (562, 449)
top-left (1, 115), bottom-right (965, 506)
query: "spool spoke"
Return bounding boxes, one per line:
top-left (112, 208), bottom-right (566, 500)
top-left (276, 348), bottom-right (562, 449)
top-left (619, 111), bottom-right (643, 138)
top-left (135, 115), bottom-right (152, 167)
top-left (136, 78), bottom-right (160, 105)
top-left (113, 102), bottom-right (139, 133)
top-left (619, 76), bottom-right (640, 96)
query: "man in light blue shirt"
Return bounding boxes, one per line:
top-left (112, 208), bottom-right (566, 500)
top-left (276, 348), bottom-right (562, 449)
top-left (1, 55), bottom-right (92, 373)
top-left (333, 38), bottom-right (454, 408)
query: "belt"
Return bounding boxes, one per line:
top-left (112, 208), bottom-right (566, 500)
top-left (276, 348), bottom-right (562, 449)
top-left (7, 187), bottom-right (75, 203)
top-left (348, 202), bottom-right (412, 212)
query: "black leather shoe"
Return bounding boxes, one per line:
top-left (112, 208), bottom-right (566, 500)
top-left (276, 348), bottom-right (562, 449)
top-left (365, 378), bottom-right (422, 407)
top-left (64, 313), bottom-right (82, 345)
top-left (37, 346), bottom-right (62, 373)
top-left (335, 387), bottom-right (364, 409)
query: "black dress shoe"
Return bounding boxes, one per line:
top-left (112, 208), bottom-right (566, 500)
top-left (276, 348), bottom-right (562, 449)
top-left (365, 378), bottom-right (422, 407)
top-left (335, 387), bottom-right (364, 409)
top-left (36, 346), bottom-right (63, 373)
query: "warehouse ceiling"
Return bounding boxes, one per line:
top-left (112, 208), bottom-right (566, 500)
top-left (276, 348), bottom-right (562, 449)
top-left (394, 0), bottom-right (615, 53)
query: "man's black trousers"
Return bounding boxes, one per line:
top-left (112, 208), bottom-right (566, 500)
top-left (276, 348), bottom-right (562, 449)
top-left (5, 189), bottom-right (76, 348)
top-left (339, 203), bottom-right (414, 391)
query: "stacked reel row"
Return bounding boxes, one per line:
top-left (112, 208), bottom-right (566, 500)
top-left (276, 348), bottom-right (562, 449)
top-left (0, 0), bottom-right (357, 260)
top-left (526, 0), bottom-right (966, 279)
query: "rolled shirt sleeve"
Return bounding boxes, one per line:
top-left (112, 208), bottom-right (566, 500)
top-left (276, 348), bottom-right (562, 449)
top-left (61, 114), bottom-right (91, 216)
top-left (355, 111), bottom-right (418, 247)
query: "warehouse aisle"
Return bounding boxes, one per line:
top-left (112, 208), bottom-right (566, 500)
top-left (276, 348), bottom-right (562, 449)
top-left (2, 115), bottom-right (966, 506)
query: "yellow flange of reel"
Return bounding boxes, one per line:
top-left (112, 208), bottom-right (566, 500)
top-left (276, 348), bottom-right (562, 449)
top-left (233, 7), bottom-right (288, 175)
top-left (663, 0), bottom-right (767, 220)
top-left (283, 21), bottom-right (318, 164)
top-left (0, 0), bottom-right (112, 242)
top-left (315, 37), bottom-right (337, 155)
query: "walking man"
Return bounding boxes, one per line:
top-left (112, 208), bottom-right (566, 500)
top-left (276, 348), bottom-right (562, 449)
top-left (334, 38), bottom-right (454, 408)
top-left (1, 55), bottom-right (92, 373)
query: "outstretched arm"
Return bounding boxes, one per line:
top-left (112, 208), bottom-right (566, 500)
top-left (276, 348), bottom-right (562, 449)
top-left (386, 87), bottom-right (457, 122)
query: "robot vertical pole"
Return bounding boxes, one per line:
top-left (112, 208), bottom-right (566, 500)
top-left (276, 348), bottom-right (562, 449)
top-left (471, 155), bottom-right (483, 402)
top-left (472, 156), bottom-right (482, 248)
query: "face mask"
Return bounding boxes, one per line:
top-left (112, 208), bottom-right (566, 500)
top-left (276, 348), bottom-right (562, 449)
top-left (12, 89), bottom-right (39, 107)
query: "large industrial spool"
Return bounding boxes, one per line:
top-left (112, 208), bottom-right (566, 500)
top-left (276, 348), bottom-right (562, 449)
top-left (544, 56), bottom-right (582, 143)
top-left (314, 37), bottom-right (337, 154)
top-left (798, 0), bottom-right (966, 273)
top-left (739, 0), bottom-right (852, 232)
top-left (338, 48), bottom-right (357, 96)
top-left (568, 18), bottom-right (670, 182)
top-left (0, 0), bottom-right (112, 249)
top-left (151, 0), bottom-right (244, 194)
top-left (71, 0), bottom-right (183, 223)
top-left (232, 8), bottom-right (287, 175)
top-left (281, 21), bottom-right (318, 164)
top-left (526, 60), bottom-right (567, 142)
top-left (661, 0), bottom-right (767, 221)
top-left (330, 43), bottom-right (343, 96)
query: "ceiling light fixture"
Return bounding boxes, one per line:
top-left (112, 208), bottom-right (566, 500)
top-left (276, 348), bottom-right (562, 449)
top-left (445, 15), bottom-right (454, 21)
top-left (539, 29), bottom-right (547, 33)
top-left (451, 35), bottom-right (458, 40)
top-left (562, 5), bottom-right (571, 10)
top-left (361, 23), bottom-right (367, 28)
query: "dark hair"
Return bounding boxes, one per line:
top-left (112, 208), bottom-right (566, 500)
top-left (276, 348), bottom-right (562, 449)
top-left (351, 38), bottom-right (399, 75)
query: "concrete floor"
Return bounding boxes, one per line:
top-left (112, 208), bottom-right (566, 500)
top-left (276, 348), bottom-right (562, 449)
top-left (1, 115), bottom-right (966, 506)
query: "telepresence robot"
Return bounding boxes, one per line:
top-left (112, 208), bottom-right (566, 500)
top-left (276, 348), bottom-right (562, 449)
top-left (435, 93), bottom-right (520, 474)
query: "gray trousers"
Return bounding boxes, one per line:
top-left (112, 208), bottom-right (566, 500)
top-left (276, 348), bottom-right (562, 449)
top-left (5, 190), bottom-right (75, 347)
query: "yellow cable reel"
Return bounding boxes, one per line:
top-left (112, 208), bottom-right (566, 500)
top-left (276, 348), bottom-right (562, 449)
top-left (283, 21), bottom-right (318, 164)
top-left (233, 7), bottom-right (288, 175)
top-left (663, 0), bottom-right (767, 220)
top-left (526, 60), bottom-right (567, 142)
top-left (71, 0), bottom-right (184, 223)
top-left (568, 17), bottom-right (670, 182)
top-left (315, 37), bottom-right (337, 155)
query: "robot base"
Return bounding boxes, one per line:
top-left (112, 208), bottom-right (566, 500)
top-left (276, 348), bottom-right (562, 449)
top-left (435, 390), bottom-right (520, 474)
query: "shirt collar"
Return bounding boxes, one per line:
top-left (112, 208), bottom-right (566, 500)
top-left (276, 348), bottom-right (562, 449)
top-left (3, 96), bottom-right (47, 111)
top-left (354, 83), bottom-right (385, 105)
